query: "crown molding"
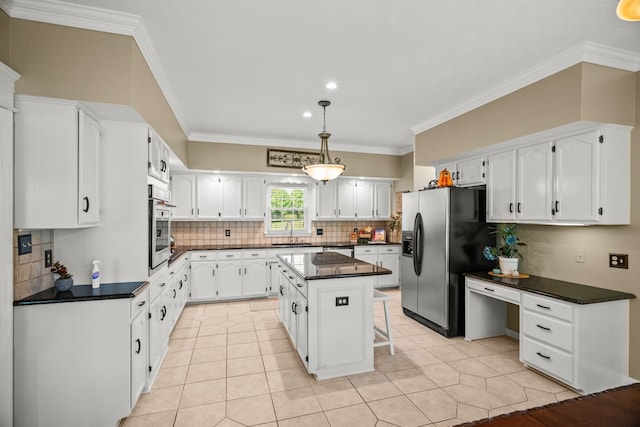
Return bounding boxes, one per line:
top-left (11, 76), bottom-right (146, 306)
top-left (6, 0), bottom-right (190, 137)
top-left (0, 62), bottom-right (20, 111)
top-left (188, 132), bottom-right (405, 156)
top-left (411, 41), bottom-right (640, 135)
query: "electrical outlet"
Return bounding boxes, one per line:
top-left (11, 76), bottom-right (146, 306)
top-left (575, 250), bottom-right (585, 263)
top-left (225, 229), bottom-right (231, 237)
top-left (609, 253), bottom-right (628, 269)
top-left (335, 296), bottom-right (349, 306)
top-left (44, 249), bottom-right (53, 267)
top-left (18, 234), bottom-right (32, 255)
top-left (317, 228), bottom-right (323, 235)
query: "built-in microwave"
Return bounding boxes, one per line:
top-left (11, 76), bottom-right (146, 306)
top-left (149, 185), bottom-right (172, 272)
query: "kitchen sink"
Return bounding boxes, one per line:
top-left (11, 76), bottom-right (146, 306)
top-left (270, 242), bottom-right (314, 247)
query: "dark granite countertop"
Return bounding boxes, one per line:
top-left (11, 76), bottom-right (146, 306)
top-left (169, 242), bottom-right (400, 264)
top-left (278, 252), bottom-right (391, 281)
top-left (464, 272), bottom-right (635, 305)
top-left (14, 281), bottom-right (149, 306)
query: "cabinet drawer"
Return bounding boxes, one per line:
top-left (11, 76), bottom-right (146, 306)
top-left (191, 252), bottom-right (216, 261)
top-left (379, 246), bottom-right (400, 254)
top-left (466, 279), bottom-right (520, 304)
top-left (243, 250), bottom-right (267, 259)
top-left (355, 247), bottom-right (376, 256)
top-left (218, 251), bottom-right (243, 260)
top-left (522, 293), bottom-right (573, 322)
top-left (522, 310), bottom-right (573, 352)
top-left (130, 289), bottom-right (149, 319)
top-left (149, 274), bottom-right (170, 302)
top-left (293, 277), bottom-right (308, 298)
top-left (521, 336), bottom-right (573, 384)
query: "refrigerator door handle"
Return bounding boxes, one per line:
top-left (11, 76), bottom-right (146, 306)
top-left (413, 213), bottom-right (423, 276)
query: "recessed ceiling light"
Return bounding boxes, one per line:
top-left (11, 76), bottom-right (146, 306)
top-left (303, 112), bottom-right (312, 118)
top-left (326, 82), bottom-right (337, 90)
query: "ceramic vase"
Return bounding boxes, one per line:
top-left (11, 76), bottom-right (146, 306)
top-left (498, 256), bottom-right (519, 276)
top-left (54, 277), bottom-right (73, 292)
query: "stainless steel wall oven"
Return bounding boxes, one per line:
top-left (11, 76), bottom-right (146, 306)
top-left (149, 185), bottom-right (172, 272)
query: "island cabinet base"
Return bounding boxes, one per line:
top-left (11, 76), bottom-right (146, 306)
top-left (279, 272), bottom-right (375, 380)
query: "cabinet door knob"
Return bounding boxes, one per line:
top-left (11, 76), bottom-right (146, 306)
top-left (135, 338), bottom-right (141, 354)
top-left (509, 203), bottom-right (514, 213)
top-left (82, 196), bottom-right (90, 213)
top-left (555, 200), bottom-right (559, 213)
top-left (517, 203), bottom-right (521, 213)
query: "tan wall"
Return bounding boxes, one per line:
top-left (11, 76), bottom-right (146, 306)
top-left (415, 64), bottom-right (584, 165)
top-left (415, 65), bottom-right (640, 378)
top-left (5, 18), bottom-right (188, 164)
top-left (0, 9), bottom-right (10, 65)
top-left (188, 140), bottom-right (403, 178)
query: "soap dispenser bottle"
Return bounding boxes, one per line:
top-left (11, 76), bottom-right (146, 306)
top-left (91, 260), bottom-right (101, 289)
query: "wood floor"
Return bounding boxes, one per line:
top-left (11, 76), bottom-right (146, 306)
top-left (458, 383), bottom-right (640, 426)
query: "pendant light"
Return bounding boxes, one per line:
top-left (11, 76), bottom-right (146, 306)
top-left (302, 100), bottom-right (346, 183)
top-left (617, 0), bottom-right (640, 20)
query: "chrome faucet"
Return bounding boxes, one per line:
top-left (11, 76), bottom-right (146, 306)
top-left (284, 220), bottom-right (294, 243)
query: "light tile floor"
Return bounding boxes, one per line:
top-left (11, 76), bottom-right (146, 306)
top-left (123, 289), bottom-right (578, 427)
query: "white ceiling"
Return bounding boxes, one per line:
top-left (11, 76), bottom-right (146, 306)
top-left (5, 0), bottom-right (640, 155)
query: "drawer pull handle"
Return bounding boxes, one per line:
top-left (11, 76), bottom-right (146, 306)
top-left (536, 304), bottom-right (551, 310)
top-left (135, 338), bottom-right (141, 354)
top-left (536, 352), bottom-right (551, 360)
top-left (160, 282), bottom-right (166, 287)
top-left (536, 324), bottom-right (551, 331)
top-left (484, 287), bottom-right (495, 292)
top-left (137, 301), bottom-right (146, 307)
top-left (199, 255), bottom-right (207, 259)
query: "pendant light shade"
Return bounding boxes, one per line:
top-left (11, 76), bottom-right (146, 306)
top-left (302, 100), bottom-right (346, 182)
top-left (617, 0), bottom-right (640, 20)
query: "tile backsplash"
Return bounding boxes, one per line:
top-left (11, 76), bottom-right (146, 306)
top-left (13, 229), bottom-right (54, 300)
top-left (172, 220), bottom-right (396, 247)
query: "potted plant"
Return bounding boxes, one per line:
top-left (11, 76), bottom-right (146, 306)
top-left (482, 223), bottom-right (526, 275)
top-left (51, 261), bottom-right (74, 291)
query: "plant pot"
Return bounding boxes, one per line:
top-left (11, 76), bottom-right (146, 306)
top-left (498, 257), bottom-right (519, 275)
top-left (54, 277), bottom-right (73, 292)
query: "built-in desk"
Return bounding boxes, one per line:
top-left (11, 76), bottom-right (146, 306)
top-left (464, 273), bottom-right (635, 395)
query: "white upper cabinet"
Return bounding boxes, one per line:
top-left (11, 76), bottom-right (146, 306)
top-left (148, 129), bottom-right (170, 183)
top-left (435, 156), bottom-right (485, 188)
top-left (486, 150), bottom-right (517, 222)
top-left (195, 174), bottom-right (242, 219)
top-left (517, 142), bottom-right (553, 222)
top-left (315, 180), bottom-right (337, 219)
top-left (337, 179), bottom-right (376, 219)
top-left (242, 177), bottom-right (265, 219)
top-left (171, 174), bottom-right (196, 219)
top-left (486, 125), bottom-right (630, 225)
top-left (14, 95), bottom-right (101, 228)
top-left (374, 181), bottom-right (392, 218)
top-left (553, 131), bottom-right (599, 222)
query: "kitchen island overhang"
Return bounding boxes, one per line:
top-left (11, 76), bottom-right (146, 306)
top-left (276, 252), bottom-right (391, 380)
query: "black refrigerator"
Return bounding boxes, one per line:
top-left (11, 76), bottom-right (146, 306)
top-left (400, 186), bottom-right (494, 337)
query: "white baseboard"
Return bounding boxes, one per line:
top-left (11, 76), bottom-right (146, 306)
top-left (505, 328), bottom-right (520, 341)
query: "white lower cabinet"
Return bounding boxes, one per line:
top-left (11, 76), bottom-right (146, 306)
top-left (354, 245), bottom-right (400, 288)
top-left (465, 277), bottom-right (632, 394)
top-left (189, 249), bottom-right (270, 301)
top-left (14, 287), bottom-right (150, 427)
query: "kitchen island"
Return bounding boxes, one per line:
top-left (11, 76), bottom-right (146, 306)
top-left (277, 252), bottom-right (391, 380)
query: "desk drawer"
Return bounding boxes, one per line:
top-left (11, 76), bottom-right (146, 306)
top-left (466, 279), bottom-right (520, 303)
top-left (522, 310), bottom-right (573, 352)
top-left (521, 336), bottom-right (573, 384)
top-left (522, 293), bottom-right (573, 322)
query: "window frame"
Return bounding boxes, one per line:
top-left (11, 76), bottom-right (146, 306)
top-left (264, 182), bottom-right (312, 237)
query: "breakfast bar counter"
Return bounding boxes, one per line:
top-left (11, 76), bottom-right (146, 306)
top-left (276, 252), bottom-right (391, 379)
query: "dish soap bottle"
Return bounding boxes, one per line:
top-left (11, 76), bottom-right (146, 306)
top-left (91, 260), bottom-right (101, 289)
